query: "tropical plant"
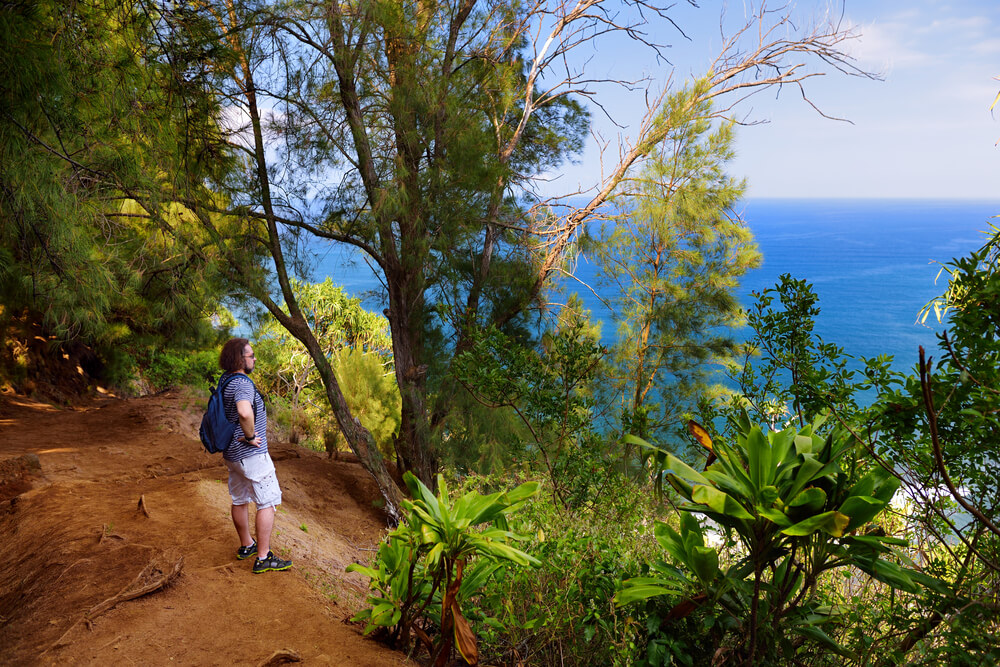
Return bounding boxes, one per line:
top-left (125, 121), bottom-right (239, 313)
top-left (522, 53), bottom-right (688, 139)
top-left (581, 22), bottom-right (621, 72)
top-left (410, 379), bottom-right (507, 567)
top-left (618, 415), bottom-right (945, 665)
top-left (348, 472), bottom-right (540, 665)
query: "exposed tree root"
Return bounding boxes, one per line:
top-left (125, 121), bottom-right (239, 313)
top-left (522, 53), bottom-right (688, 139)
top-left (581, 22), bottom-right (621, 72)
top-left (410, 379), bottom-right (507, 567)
top-left (43, 550), bottom-right (184, 655)
top-left (136, 494), bottom-right (150, 518)
top-left (87, 550), bottom-right (183, 619)
top-left (257, 648), bottom-right (302, 666)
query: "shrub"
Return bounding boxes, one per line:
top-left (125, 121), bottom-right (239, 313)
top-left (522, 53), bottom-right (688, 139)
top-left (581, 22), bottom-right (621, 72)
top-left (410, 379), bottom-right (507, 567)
top-left (470, 474), bottom-right (659, 666)
top-left (618, 414), bottom-right (947, 664)
top-left (349, 472), bottom-right (539, 665)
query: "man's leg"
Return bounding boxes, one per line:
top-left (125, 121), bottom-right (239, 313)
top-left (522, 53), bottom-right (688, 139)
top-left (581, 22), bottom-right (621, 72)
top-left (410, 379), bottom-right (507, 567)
top-left (256, 505), bottom-right (275, 557)
top-left (231, 503), bottom-right (254, 547)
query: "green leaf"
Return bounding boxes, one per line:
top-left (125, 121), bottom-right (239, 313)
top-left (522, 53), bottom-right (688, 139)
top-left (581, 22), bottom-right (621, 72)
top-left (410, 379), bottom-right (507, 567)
top-left (844, 534), bottom-right (908, 549)
top-left (794, 434), bottom-right (815, 455)
top-left (346, 564), bottom-right (379, 578)
top-left (476, 541), bottom-right (539, 567)
top-left (782, 511), bottom-right (849, 537)
top-left (855, 558), bottom-right (919, 594)
top-left (665, 453), bottom-right (712, 486)
top-left (419, 522), bottom-right (441, 545)
top-left (788, 487), bottom-right (827, 516)
top-left (703, 467), bottom-right (754, 500)
top-left (785, 456), bottom-right (837, 502)
top-left (791, 625), bottom-right (855, 658)
top-left (770, 427), bottom-right (797, 468)
top-left (691, 484), bottom-right (754, 520)
top-left (425, 541), bottom-right (444, 568)
top-left (757, 506), bottom-right (793, 527)
top-left (746, 426), bottom-right (772, 488)
top-left (839, 495), bottom-right (886, 533)
top-left (615, 583), bottom-right (680, 606)
top-left (369, 600), bottom-right (399, 627)
top-left (690, 545), bottom-right (719, 584)
top-left (667, 473), bottom-right (695, 499)
top-left (653, 521), bottom-right (687, 563)
top-left (502, 481), bottom-right (541, 505)
top-left (759, 485), bottom-right (780, 505)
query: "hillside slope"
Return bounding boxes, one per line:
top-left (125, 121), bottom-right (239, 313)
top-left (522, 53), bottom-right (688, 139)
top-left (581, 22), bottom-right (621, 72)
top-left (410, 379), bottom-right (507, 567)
top-left (0, 389), bottom-right (406, 666)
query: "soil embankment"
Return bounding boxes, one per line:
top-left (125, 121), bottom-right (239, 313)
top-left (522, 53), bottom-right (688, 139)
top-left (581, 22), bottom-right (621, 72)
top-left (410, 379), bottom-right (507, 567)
top-left (0, 389), bottom-right (405, 666)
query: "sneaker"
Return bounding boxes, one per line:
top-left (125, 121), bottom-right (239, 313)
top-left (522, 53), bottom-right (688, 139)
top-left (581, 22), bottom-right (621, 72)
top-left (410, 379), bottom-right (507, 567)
top-left (252, 551), bottom-right (292, 574)
top-left (236, 541), bottom-right (258, 560)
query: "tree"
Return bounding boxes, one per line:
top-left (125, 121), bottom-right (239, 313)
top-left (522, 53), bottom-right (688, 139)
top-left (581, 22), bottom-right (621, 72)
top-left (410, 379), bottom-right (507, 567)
top-left (252, 278), bottom-right (395, 448)
top-left (0, 0), bottom-right (232, 371)
top-left (453, 297), bottom-right (607, 508)
top-left (586, 81), bottom-right (761, 444)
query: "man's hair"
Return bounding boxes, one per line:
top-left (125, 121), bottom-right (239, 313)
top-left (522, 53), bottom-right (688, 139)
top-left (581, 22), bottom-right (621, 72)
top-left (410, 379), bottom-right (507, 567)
top-left (219, 337), bottom-right (250, 372)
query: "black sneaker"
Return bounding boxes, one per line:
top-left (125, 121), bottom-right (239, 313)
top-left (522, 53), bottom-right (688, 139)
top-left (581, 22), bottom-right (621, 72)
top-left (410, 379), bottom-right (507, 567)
top-left (236, 540), bottom-right (258, 560)
top-left (252, 551), bottom-right (292, 574)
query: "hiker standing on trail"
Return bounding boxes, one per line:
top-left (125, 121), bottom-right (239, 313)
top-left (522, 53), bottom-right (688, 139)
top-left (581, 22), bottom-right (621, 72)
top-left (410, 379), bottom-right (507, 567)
top-left (219, 337), bottom-right (292, 574)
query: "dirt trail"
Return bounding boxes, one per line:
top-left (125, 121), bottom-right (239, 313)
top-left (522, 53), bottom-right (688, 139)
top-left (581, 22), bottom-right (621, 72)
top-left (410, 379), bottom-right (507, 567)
top-left (0, 389), bottom-right (407, 666)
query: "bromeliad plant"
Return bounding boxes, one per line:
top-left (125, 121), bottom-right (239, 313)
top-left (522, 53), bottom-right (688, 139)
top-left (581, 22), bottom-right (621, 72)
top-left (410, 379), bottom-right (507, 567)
top-left (348, 472), bottom-right (540, 666)
top-left (618, 413), bottom-right (945, 665)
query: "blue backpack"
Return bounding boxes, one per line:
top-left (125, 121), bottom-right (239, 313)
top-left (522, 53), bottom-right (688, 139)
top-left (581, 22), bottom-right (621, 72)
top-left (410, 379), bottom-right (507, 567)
top-left (199, 374), bottom-right (245, 454)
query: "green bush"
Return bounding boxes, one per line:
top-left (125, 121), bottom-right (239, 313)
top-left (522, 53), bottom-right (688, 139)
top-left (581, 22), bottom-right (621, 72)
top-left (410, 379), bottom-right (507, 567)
top-left (618, 415), bottom-right (947, 665)
top-left (468, 474), bottom-right (659, 666)
top-left (349, 472), bottom-right (540, 665)
top-left (142, 348), bottom-right (219, 392)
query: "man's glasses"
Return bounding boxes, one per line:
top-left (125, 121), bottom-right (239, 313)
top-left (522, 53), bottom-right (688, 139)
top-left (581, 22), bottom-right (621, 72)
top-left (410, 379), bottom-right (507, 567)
top-left (244, 353), bottom-right (255, 359)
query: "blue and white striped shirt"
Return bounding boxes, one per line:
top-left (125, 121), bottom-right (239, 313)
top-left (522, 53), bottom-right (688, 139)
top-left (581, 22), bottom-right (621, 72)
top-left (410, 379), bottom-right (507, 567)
top-left (221, 373), bottom-right (268, 462)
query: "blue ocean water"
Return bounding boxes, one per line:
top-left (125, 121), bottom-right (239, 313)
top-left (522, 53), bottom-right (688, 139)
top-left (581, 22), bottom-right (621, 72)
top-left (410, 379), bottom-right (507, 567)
top-left (312, 199), bottom-right (998, 372)
top-left (738, 199), bottom-right (996, 368)
top-left (566, 199), bottom-right (997, 371)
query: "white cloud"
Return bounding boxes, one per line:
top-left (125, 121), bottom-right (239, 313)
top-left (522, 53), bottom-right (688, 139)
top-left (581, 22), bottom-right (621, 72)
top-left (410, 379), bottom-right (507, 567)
top-left (846, 7), bottom-right (997, 74)
top-left (971, 38), bottom-right (1000, 55)
top-left (849, 21), bottom-right (930, 72)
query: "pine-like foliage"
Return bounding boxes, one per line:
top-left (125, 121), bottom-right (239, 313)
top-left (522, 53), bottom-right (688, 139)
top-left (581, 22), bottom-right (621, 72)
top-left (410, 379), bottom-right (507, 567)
top-left (588, 81), bottom-right (761, 444)
top-left (0, 1), bottom-right (234, 369)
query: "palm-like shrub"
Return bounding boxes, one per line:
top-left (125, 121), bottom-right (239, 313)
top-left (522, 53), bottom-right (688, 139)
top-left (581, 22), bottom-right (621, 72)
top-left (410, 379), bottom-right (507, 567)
top-left (618, 414), bottom-right (944, 664)
top-left (349, 472), bottom-right (539, 665)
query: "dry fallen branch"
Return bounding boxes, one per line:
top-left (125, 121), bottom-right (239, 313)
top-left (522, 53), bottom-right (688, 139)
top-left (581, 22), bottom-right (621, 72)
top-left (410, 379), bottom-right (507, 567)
top-left (87, 550), bottom-right (184, 619)
top-left (44, 550), bottom-right (184, 655)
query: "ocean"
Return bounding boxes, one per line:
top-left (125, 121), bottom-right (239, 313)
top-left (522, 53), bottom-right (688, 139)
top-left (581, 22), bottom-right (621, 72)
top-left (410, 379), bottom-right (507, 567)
top-left (566, 198), bottom-right (999, 373)
top-left (312, 198), bottom-right (999, 374)
top-left (739, 198), bottom-right (996, 369)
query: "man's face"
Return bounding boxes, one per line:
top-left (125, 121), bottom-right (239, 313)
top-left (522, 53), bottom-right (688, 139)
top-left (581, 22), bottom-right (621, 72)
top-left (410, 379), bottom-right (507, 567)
top-left (243, 345), bottom-right (256, 374)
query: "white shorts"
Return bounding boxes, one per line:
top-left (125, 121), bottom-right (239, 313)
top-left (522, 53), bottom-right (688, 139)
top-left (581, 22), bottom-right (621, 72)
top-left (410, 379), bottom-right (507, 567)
top-left (225, 452), bottom-right (282, 509)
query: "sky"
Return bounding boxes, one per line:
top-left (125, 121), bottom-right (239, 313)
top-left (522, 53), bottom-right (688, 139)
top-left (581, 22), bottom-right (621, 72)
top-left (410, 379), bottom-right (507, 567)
top-left (543, 0), bottom-right (1000, 200)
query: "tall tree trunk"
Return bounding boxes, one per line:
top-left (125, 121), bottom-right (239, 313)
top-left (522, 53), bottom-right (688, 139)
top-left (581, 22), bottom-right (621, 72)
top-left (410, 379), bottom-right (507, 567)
top-left (233, 29), bottom-right (406, 522)
top-left (385, 264), bottom-right (437, 487)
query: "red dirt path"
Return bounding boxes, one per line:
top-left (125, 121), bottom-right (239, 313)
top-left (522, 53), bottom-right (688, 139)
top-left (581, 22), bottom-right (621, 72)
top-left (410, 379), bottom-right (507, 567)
top-left (0, 388), bottom-right (408, 666)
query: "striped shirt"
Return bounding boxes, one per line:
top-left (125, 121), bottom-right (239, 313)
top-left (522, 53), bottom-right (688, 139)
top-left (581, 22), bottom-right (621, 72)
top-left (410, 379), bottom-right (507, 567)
top-left (220, 373), bottom-right (268, 462)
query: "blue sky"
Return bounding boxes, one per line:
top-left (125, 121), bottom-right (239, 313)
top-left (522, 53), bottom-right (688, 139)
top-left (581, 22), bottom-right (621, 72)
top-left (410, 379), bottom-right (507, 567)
top-left (546, 1), bottom-right (1000, 200)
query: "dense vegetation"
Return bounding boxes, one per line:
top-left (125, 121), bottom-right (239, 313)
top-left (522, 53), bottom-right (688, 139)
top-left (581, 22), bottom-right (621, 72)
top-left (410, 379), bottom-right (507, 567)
top-left (2, 0), bottom-right (998, 664)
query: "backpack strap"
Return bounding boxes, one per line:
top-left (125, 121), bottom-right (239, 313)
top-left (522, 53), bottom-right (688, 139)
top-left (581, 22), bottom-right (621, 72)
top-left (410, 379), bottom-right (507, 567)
top-left (218, 373), bottom-right (262, 408)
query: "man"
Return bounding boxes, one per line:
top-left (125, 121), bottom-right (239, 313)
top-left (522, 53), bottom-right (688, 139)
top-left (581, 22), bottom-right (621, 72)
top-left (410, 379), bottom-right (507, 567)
top-left (218, 337), bottom-right (292, 574)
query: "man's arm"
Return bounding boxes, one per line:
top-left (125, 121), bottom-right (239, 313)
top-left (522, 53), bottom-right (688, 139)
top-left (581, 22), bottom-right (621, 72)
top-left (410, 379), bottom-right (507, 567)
top-left (236, 400), bottom-right (259, 445)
